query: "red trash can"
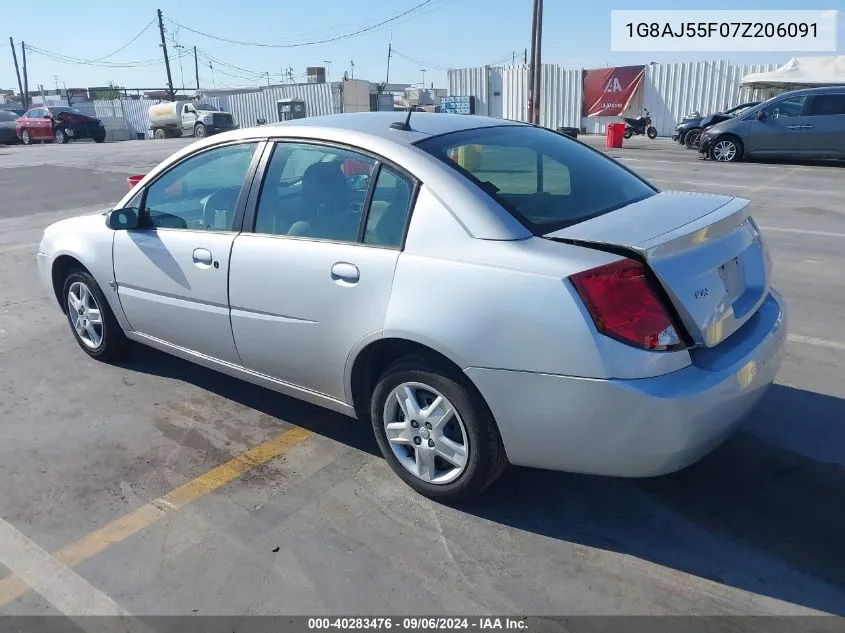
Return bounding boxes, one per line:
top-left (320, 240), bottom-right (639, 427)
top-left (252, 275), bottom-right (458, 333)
top-left (606, 123), bottom-right (625, 149)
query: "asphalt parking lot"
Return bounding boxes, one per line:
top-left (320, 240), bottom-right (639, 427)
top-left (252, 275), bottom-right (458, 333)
top-left (0, 135), bottom-right (843, 619)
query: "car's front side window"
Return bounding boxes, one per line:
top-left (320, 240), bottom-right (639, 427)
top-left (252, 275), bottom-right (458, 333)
top-left (253, 142), bottom-right (377, 242)
top-left (760, 96), bottom-right (807, 120)
top-left (142, 142), bottom-right (259, 231)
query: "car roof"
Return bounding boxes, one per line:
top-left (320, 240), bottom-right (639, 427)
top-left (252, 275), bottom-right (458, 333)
top-left (236, 111), bottom-right (525, 146)
top-left (776, 86), bottom-right (845, 96)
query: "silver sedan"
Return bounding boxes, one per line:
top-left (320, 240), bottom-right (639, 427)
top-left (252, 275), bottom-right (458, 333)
top-left (36, 112), bottom-right (787, 501)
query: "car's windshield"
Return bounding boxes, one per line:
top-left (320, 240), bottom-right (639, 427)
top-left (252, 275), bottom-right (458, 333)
top-left (49, 107), bottom-right (85, 115)
top-left (416, 125), bottom-right (656, 234)
top-left (727, 103), bottom-right (758, 116)
top-left (195, 103), bottom-right (216, 111)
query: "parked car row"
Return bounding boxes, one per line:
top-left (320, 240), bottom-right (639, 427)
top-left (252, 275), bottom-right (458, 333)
top-left (10, 106), bottom-right (107, 145)
top-left (699, 87), bottom-right (845, 162)
top-left (673, 102), bottom-right (761, 148)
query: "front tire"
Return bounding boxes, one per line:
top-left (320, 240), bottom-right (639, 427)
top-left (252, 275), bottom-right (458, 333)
top-left (370, 357), bottom-right (507, 502)
top-left (62, 269), bottom-right (128, 361)
top-left (194, 123), bottom-right (207, 138)
top-left (710, 136), bottom-right (743, 162)
top-left (684, 128), bottom-right (702, 149)
top-left (623, 127), bottom-right (633, 139)
top-left (646, 126), bottom-right (658, 139)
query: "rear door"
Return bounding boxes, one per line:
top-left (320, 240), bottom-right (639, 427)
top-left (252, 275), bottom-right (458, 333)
top-left (228, 140), bottom-right (416, 401)
top-left (745, 95), bottom-right (807, 157)
top-left (799, 93), bottom-right (845, 159)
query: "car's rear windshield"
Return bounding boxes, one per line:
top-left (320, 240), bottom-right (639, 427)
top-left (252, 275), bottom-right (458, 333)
top-left (416, 125), bottom-right (656, 234)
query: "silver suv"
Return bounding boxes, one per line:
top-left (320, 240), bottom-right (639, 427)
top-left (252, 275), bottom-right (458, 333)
top-left (699, 86), bottom-right (845, 162)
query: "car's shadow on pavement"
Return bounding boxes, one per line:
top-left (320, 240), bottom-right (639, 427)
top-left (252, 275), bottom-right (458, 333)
top-left (463, 383), bottom-right (845, 615)
top-left (120, 349), bottom-right (845, 615)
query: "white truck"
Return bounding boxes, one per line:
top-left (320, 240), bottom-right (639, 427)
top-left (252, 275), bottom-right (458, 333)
top-left (148, 101), bottom-right (237, 139)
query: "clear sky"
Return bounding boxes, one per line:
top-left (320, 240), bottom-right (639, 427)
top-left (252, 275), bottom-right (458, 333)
top-left (2, 0), bottom-right (841, 94)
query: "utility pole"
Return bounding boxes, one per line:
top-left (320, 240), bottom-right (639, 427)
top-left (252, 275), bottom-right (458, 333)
top-left (350, 59), bottom-right (355, 79)
top-left (21, 41), bottom-right (29, 109)
top-left (9, 38), bottom-right (25, 109)
top-left (385, 41), bottom-right (392, 87)
top-left (523, 48), bottom-right (528, 64)
top-left (528, 0), bottom-right (543, 125)
top-left (157, 9), bottom-right (175, 101)
top-left (194, 46), bottom-right (199, 90)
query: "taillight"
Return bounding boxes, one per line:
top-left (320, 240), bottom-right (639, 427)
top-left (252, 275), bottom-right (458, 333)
top-left (570, 258), bottom-right (685, 351)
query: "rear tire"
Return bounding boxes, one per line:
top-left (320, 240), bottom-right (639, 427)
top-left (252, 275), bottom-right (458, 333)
top-left (54, 127), bottom-right (69, 144)
top-left (710, 135), bottom-right (743, 163)
top-left (153, 128), bottom-right (166, 140)
top-left (20, 129), bottom-right (31, 145)
top-left (62, 269), bottom-right (128, 362)
top-left (646, 126), bottom-right (658, 139)
top-left (370, 357), bottom-right (507, 502)
top-left (93, 133), bottom-right (105, 143)
top-left (623, 127), bottom-right (632, 139)
top-left (684, 128), bottom-right (702, 149)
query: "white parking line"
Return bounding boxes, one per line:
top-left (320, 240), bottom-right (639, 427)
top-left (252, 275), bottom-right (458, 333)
top-left (759, 226), bottom-right (845, 239)
top-left (650, 178), bottom-right (842, 196)
top-left (0, 516), bottom-right (130, 616)
top-left (787, 334), bottom-right (845, 352)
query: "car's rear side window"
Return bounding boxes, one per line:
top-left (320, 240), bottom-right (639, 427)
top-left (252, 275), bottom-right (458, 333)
top-left (416, 125), bottom-right (655, 234)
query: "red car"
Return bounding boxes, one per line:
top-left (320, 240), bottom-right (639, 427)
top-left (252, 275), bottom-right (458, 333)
top-left (16, 106), bottom-right (106, 145)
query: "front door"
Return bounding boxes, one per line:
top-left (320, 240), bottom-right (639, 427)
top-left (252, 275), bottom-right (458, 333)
top-left (182, 104), bottom-right (198, 135)
top-left (113, 141), bottom-right (261, 363)
top-left (745, 95), bottom-right (807, 157)
top-left (228, 141), bottom-right (416, 401)
top-left (799, 92), bottom-right (845, 159)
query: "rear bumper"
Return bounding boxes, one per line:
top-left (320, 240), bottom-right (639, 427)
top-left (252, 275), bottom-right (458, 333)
top-left (466, 290), bottom-right (787, 477)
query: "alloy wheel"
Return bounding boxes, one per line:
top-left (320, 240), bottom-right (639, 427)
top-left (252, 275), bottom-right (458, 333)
top-left (67, 281), bottom-right (103, 349)
top-left (382, 382), bottom-right (469, 485)
top-left (712, 139), bottom-right (738, 162)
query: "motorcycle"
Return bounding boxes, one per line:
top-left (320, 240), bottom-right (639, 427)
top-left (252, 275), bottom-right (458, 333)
top-left (622, 108), bottom-right (658, 139)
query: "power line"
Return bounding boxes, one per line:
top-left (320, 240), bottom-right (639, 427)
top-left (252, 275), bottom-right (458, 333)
top-left (390, 48), bottom-right (452, 71)
top-left (23, 45), bottom-right (169, 67)
top-left (168, 0), bottom-right (436, 48)
top-left (88, 19), bottom-right (156, 62)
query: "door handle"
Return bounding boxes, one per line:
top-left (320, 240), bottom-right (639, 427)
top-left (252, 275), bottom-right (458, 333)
top-left (802, 124), bottom-right (815, 129)
top-left (192, 248), bottom-right (213, 267)
top-left (331, 262), bottom-right (360, 284)
top-left (787, 125), bottom-right (802, 130)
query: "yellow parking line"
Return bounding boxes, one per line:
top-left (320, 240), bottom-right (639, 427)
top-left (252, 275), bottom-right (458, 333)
top-left (0, 426), bottom-right (313, 607)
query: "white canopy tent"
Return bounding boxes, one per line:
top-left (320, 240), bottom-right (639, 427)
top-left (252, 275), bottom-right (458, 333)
top-left (741, 56), bottom-right (845, 90)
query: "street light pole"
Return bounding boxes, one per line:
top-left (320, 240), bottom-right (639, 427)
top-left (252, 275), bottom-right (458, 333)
top-left (420, 69), bottom-right (426, 88)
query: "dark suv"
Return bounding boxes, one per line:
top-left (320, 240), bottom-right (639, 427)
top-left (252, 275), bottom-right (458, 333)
top-left (699, 87), bottom-right (845, 162)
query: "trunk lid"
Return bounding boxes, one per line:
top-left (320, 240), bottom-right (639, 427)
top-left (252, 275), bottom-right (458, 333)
top-left (546, 191), bottom-right (773, 348)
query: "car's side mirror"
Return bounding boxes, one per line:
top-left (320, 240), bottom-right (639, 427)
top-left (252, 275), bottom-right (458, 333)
top-left (757, 110), bottom-right (768, 121)
top-left (43, 114), bottom-right (52, 119)
top-left (106, 208), bottom-right (142, 230)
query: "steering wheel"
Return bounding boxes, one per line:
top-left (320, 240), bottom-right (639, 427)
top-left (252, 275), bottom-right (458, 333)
top-left (202, 188), bottom-right (240, 230)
